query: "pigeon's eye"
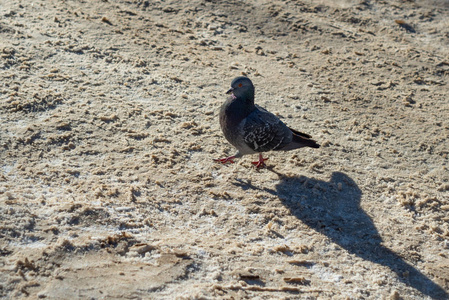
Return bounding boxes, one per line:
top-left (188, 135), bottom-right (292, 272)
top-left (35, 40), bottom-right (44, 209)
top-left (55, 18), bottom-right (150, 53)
top-left (238, 83), bottom-right (243, 87)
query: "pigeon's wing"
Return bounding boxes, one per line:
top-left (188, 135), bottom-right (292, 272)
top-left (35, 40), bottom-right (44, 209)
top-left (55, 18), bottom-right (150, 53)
top-left (241, 106), bottom-right (292, 153)
top-left (289, 127), bottom-right (312, 139)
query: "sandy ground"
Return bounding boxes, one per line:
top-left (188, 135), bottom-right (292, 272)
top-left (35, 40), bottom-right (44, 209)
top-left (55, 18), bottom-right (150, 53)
top-left (1, 0), bottom-right (449, 299)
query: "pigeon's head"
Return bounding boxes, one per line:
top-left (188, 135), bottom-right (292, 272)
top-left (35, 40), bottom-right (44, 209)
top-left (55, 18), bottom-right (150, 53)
top-left (226, 76), bottom-right (255, 102)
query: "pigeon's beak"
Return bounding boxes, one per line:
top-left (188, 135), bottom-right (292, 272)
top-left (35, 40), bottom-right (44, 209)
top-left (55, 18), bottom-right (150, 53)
top-left (226, 87), bottom-right (234, 95)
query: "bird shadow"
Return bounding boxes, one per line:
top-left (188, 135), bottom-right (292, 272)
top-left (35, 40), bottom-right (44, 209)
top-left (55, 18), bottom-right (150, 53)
top-left (233, 171), bottom-right (447, 299)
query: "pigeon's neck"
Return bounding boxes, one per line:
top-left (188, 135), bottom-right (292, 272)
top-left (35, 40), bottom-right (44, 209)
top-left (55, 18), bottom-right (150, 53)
top-left (221, 96), bottom-right (255, 126)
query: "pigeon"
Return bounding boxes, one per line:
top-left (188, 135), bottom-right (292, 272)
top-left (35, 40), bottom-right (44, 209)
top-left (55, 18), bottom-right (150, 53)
top-left (215, 76), bottom-right (320, 168)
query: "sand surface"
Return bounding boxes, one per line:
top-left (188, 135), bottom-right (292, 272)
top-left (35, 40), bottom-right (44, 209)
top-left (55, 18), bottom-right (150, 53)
top-left (1, 0), bottom-right (449, 299)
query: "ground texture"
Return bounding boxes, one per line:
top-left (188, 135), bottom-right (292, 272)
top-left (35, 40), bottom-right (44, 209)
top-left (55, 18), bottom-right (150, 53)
top-left (1, 0), bottom-right (449, 299)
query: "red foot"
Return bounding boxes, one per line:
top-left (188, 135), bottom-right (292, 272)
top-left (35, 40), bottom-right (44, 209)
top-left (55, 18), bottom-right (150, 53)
top-left (251, 154), bottom-right (268, 169)
top-left (214, 156), bottom-right (236, 165)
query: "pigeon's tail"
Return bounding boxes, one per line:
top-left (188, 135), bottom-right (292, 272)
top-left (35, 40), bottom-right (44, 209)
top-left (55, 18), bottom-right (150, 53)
top-left (282, 127), bottom-right (320, 150)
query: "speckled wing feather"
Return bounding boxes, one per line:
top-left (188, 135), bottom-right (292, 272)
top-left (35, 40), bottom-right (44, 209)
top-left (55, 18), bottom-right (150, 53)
top-left (241, 105), bottom-right (292, 153)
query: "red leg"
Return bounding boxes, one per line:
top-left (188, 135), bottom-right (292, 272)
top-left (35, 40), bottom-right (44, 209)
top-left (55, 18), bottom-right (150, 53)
top-left (214, 156), bottom-right (236, 165)
top-left (251, 153), bottom-right (268, 169)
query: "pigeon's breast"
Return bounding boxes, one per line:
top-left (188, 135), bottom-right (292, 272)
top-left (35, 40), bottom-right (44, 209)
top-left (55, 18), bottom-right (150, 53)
top-left (219, 100), bottom-right (256, 155)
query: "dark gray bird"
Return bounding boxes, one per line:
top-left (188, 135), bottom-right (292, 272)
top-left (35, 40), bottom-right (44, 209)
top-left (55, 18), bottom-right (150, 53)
top-left (216, 76), bottom-right (320, 168)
